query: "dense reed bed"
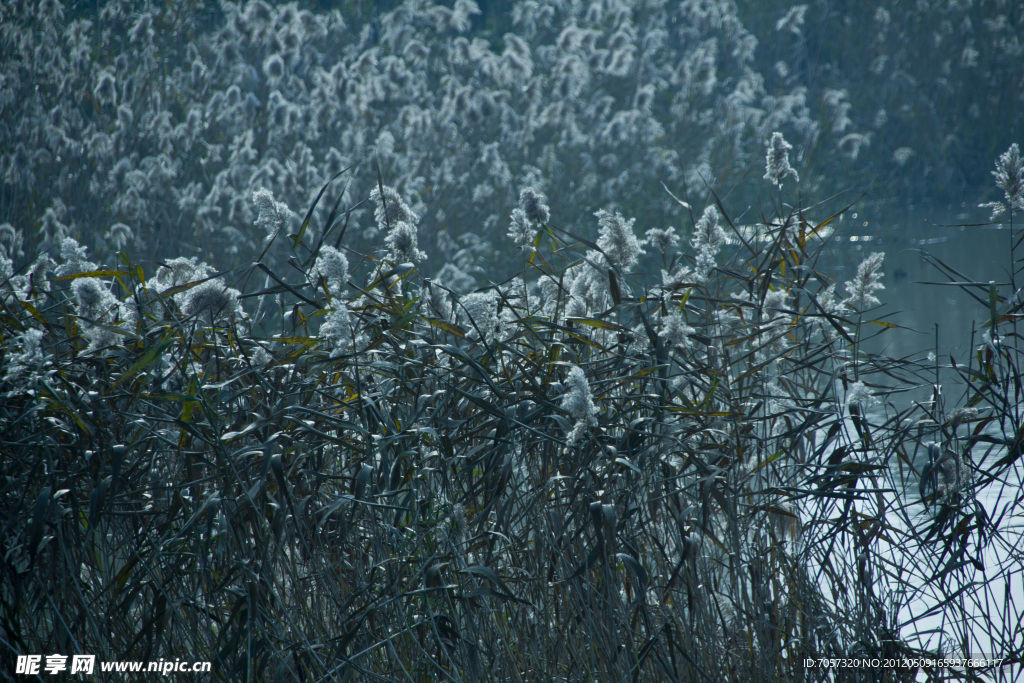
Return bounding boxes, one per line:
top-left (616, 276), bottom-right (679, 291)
top-left (2, 1), bottom-right (1023, 680)
top-left (3, 144), bottom-right (1023, 679)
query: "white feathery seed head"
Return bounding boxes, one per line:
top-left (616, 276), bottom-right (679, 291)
top-left (460, 291), bottom-right (500, 341)
top-left (661, 313), bottom-right (694, 350)
top-left (764, 131), bottom-right (798, 188)
top-left (384, 221), bottom-right (426, 264)
top-left (312, 246), bottom-right (349, 292)
top-left (595, 208), bottom-right (643, 270)
top-left (73, 277), bottom-right (117, 320)
top-left (371, 185), bottom-right (418, 231)
top-left (645, 226), bottom-right (680, 253)
top-left (252, 187), bottom-right (291, 240)
top-left (519, 186), bottom-right (550, 226)
top-left (993, 143), bottom-right (1024, 210)
top-left (507, 208), bottom-right (535, 253)
top-left (56, 237), bottom-right (97, 277)
top-left (691, 205), bottom-right (724, 282)
top-left (4, 328), bottom-right (47, 381)
top-left (845, 381), bottom-right (876, 412)
top-left (562, 364), bottom-right (598, 445)
top-left (844, 252), bottom-right (885, 310)
top-left (181, 280), bottom-right (241, 322)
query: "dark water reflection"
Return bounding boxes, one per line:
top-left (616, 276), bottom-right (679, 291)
top-left (828, 210), bottom-right (1010, 402)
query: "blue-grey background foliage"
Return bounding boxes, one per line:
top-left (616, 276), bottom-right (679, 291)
top-left (2, 0), bottom-right (1020, 281)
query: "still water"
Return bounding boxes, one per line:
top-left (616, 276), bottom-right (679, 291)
top-left (834, 210), bottom-right (1008, 370)
top-left (827, 211), bottom-right (1022, 676)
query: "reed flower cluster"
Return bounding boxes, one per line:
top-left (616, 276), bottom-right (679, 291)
top-left (508, 186), bottom-right (549, 253)
top-left (691, 205), bottom-right (725, 281)
top-left (764, 131), bottom-right (799, 188)
top-left (993, 142), bottom-right (1023, 210)
top-left (844, 251), bottom-right (885, 310)
top-left (561, 364), bottom-right (598, 445)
